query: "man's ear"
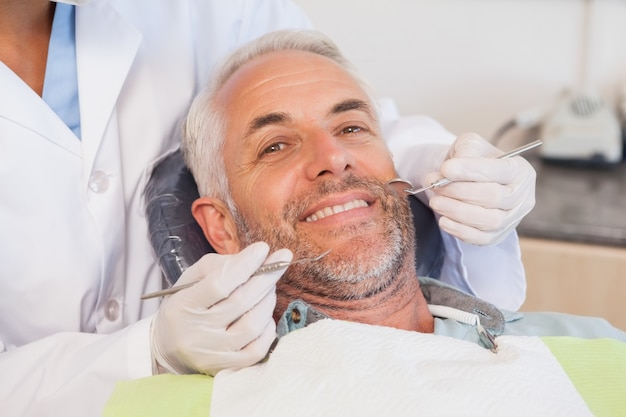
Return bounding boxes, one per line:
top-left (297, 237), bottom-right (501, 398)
top-left (191, 197), bottom-right (241, 254)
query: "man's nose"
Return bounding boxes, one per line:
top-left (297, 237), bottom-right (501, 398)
top-left (303, 130), bottom-right (355, 180)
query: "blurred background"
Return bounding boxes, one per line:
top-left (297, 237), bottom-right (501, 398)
top-left (295, 0), bottom-right (626, 329)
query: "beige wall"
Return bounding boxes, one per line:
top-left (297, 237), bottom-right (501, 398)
top-left (294, 0), bottom-right (626, 142)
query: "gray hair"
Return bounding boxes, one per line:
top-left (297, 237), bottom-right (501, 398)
top-left (182, 29), bottom-right (378, 207)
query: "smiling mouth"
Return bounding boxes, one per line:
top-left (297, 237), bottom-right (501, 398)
top-left (304, 199), bottom-right (369, 223)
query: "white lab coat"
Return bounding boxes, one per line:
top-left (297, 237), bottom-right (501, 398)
top-left (0, 0), bottom-right (524, 415)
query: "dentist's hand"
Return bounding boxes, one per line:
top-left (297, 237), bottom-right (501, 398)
top-left (151, 241), bottom-right (292, 376)
top-left (424, 133), bottom-right (536, 245)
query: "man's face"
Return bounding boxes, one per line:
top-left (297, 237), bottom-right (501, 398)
top-left (216, 50), bottom-right (413, 297)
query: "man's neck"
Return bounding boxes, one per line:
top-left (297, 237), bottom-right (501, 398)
top-left (276, 259), bottom-right (435, 333)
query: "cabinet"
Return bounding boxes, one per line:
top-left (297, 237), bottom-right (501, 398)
top-left (520, 237), bottom-right (626, 331)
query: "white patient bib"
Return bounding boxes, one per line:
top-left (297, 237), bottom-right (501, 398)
top-left (211, 319), bottom-right (592, 417)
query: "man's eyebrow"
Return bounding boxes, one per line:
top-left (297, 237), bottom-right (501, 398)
top-left (243, 99), bottom-right (373, 139)
top-left (329, 99), bottom-right (375, 118)
top-left (245, 112), bottom-right (292, 138)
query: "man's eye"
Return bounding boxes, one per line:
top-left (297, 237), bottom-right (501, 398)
top-left (341, 126), bottom-right (363, 135)
top-left (262, 142), bottom-right (286, 154)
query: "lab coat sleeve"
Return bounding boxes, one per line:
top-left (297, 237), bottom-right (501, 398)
top-left (1, 318), bottom-right (153, 417)
top-left (380, 99), bottom-right (527, 311)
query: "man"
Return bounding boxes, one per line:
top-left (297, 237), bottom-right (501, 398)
top-left (103, 29), bottom-right (624, 416)
top-left (180, 28), bottom-right (622, 344)
top-left (1, 1), bottom-right (533, 415)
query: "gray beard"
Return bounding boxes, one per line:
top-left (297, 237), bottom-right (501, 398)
top-left (232, 175), bottom-right (415, 301)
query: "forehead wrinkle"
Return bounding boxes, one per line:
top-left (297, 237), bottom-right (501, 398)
top-left (229, 53), bottom-right (374, 143)
top-left (232, 85), bottom-right (314, 153)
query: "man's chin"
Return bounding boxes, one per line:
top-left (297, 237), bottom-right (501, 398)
top-left (321, 236), bottom-right (402, 278)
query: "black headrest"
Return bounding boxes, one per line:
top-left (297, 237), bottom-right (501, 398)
top-left (145, 149), bottom-right (444, 286)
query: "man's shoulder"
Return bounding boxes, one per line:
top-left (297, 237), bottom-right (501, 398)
top-left (423, 276), bottom-right (626, 343)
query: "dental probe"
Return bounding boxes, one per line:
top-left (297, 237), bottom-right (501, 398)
top-left (388, 139), bottom-right (542, 195)
top-left (140, 249), bottom-right (331, 300)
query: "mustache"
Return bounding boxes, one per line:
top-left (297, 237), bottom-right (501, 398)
top-left (282, 174), bottom-right (392, 225)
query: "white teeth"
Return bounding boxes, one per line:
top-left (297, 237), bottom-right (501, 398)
top-left (305, 199), bottom-right (368, 222)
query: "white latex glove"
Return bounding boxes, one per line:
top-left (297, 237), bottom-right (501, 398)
top-left (151, 241), bottom-right (293, 376)
top-left (424, 132), bottom-right (536, 246)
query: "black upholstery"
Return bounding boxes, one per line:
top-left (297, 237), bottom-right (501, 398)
top-left (145, 149), bottom-right (444, 286)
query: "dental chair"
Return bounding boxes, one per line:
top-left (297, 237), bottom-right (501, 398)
top-left (145, 149), bottom-right (445, 286)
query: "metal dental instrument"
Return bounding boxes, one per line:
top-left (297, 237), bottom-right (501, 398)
top-left (140, 249), bottom-right (332, 300)
top-left (386, 139), bottom-right (543, 195)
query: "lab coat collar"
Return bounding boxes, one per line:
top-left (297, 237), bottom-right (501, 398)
top-left (0, 63), bottom-right (81, 156)
top-left (75, 1), bottom-right (141, 175)
top-left (0, 2), bottom-right (140, 162)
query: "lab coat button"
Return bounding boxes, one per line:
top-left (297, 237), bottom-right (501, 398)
top-left (105, 299), bottom-right (120, 321)
top-left (89, 170), bottom-right (110, 193)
